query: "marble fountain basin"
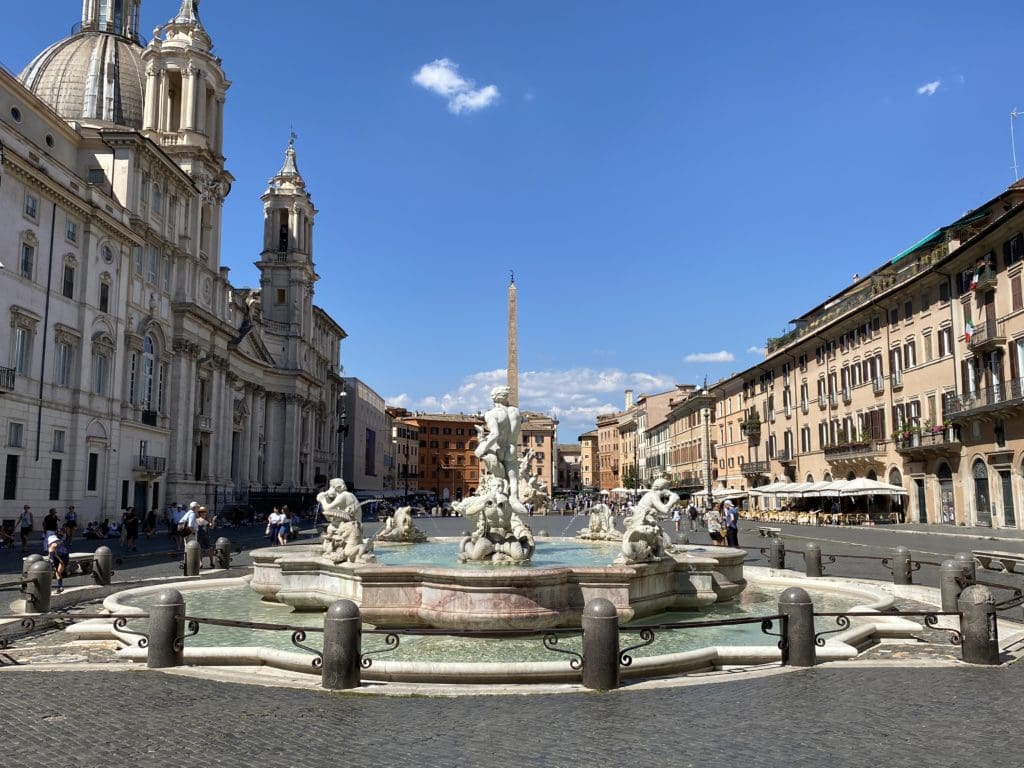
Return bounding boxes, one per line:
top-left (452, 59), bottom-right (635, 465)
top-left (249, 538), bottom-right (747, 630)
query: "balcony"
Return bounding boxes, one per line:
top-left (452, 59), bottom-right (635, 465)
top-left (828, 393), bottom-right (838, 408)
top-left (0, 366), bottom-right (14, 392)
top-left (800, 400), bottom-right (809, 415)
top-left (841, 388), bottom-right (852, 404)
top-left (775, 449), bottom-right (794, 464)
top-left (872, 378), bottom-right (885, 395)
top-left (823, 440), bottom-right (884, 466)
top-left (894, 429), bottom-right (961, 459)
top-left (944, 379), bottom-right (1024, 421)
top-left (741, 461), bottom-right (769, 477)
top-left (194, 414), bottom-right (213, 432)
top-left (968, 319), bottom-right (1006, 353)
top-left (973, 267), bottom-right (998, 292)
top-left (135, 455), bottom-right (166, 473)
top-left (818, 395), bottom-right (827, 410)
top-left (890, 372), bottom-right (903, 391)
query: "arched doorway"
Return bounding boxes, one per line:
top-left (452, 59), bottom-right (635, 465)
top-left (937, 463), bottom-right (955, 525)
top-left (866, 468), bottom-right (877, 480)
top-left (972, 459), bottom-right (991, 527)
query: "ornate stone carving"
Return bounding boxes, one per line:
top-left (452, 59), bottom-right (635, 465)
top-left (577, 503), bottom-right (622, 542)
top-left (316, 479), bottom-right (375, 564)
top-left (376, 506), bottom-right (427, 543)
top-left (614, 479), bottom-right (677, 565)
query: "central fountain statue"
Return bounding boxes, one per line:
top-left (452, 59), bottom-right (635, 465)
top-left (615, 478), bottom-right (676, 564)
top-left (453, 385), bottom-right (536, 564)
top-left (317, 478), bottom-right (376, 564)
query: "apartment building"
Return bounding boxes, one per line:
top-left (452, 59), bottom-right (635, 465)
top-left (579, 430), bottom-right (599, 489)
top-left (596, 413), bottom-right (621, 490)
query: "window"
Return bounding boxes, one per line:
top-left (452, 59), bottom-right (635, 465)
top-left (923, 333), bottom-right (933, 363)
top-left (53, 429), bottom-right (65, 453)
top-left (93, 351), bottom-right (109, 395)
top-left (938, 327), bottom-right (953, 357)
top-left (140, 336), bottom-right (155, 409)
top-left (87, 453), bottom-right (99, 492)
top-left (87, 168), bottom-right (106, 185)
top-left (889, 307), bottom-right (899, 325)
top-left (55, 341), bottom-right (72, 387)
top-left (1013, 275), bottom-right (1023, 312)
top-left (365, 428), bottom-right (377, 476)
top-left (8, 422), bottom-right (24, 448)
top-left (536, 435), bottom-right (544, 445)
top-left (3, 456), bottom-right (18, 500)
top-left (276, 288), bottom-right (286, 304)
top-left (169, 195), bottom-right (178, 231)
top-left (162, 257), bottom-right (170, 291)
top-left (939, 282), bottom-right (951, 302)
top-left (20, 242), bottom-right (34, 279)
top-left (66, 219), bottom-right (78, 243)
top-left (147, 246), bottom-right (158, 284)
top-left (151, 182), bottom-right (162, 213)
top-left (24, 192), bottom-right (38, 220)
top-left (1005, 233), bottom-right (1024, 266)
top-left (157, 362), bottom-right (167, 412)
top-left (62, 261), bottom-right (75, 299)
top-left (128, 351), bottom-right (137, 404)
top-left (12, 326), bottom-right (31, 374)
top-left (140, 173), bottom-right (150, 207)
top-left (134, 246), bottom-right (143, 274)
top-left (904, 340), bottom-right (917, 368)
top-left (920, 291), bottom-right (931, 313)
top-left (49, 459), bottom-right (62, 500)
top-left (99, 281), bottom-right (110, 313)
top-left (904, 300), bottom-right (913, 319)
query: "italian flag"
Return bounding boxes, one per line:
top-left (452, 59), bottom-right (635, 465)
top-left (965, 315), bottom-right (975, 342)
top-left (969, 269), bottom-right (980, 291)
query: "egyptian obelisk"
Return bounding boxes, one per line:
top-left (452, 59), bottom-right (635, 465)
top-left (508, 272), bottom-right (519, 407)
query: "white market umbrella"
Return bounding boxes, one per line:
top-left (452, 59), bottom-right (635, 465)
top-left (839, 478), bottom-right (908, 497)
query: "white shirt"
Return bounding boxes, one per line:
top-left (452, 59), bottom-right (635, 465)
top-left (178, 509), bottom-right (197, 530)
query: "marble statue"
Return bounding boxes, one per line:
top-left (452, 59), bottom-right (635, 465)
top-left (517, 449), bottom-right (551, 514)
top-left (376, 506), bottom-right (428, 543)
top-left (615, 478), bottom-right (676, 564)
top-left (317, 478), bottom-right (375, 564)
top-left (455, 387), bottom-right (536, 564)
top-left (577, 503), bottom-right (622, 541)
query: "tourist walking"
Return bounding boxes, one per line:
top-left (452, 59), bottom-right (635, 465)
top-left (277, 507), bottom-right (291, 546)
top-left (671, 506), bottom-right (682, 533)
top-left (704, 506), bottom-right (724, 546)
top-left (42, 508), bottom-right (60, 553)
top-left (177, 502), bottom-right (198, 544)
top-left (19, 505), bottom-right (34, 554)
top-left (195, 507), bottom-right (216, 568)
top-left (47, 534), bottom-right (70, 594)
top-left (723, 500), bottom-right (739, 548)
top-left (123, 507), bottom-right (139, 551)
top-left (687, 502), bottom-right (700, 531)
top-left (266, 507), bottom-right (282, 545)
top-left (64, 506), bottom-right (78, 542)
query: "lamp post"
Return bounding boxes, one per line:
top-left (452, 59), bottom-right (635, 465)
top-left (695, 381), bottom-right (714, 513)
top-left (336, 387), bottom-right (348, 480)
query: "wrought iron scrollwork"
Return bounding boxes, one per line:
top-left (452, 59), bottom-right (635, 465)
top-left (760, 618), bottom-right (788, 651)
top-left (923, 613), bottom-right (962, 645)
top-left (619, 628), bottom-right (655, 667)
top-left (291, 630), bottom-right (324, 669)
top-left (360, 633), bottom-right (399, 669)
top-left (814, 615), bottom-right (851, 647)
top-left (172, 620), bottom-right (200, 652)
top-left (542, 632), bottom-right (583, 670)
top-left (112, 616), bottom-right (149, 648)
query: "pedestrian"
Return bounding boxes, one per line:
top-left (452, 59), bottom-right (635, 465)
top-left (195, 506), bottom-right (216, 568)
top-left (123, 507), bottom-right (139, 551)
top-left (19, 505), bottom-right (34, 554)
top-left (42, 508), bottom-right (60, 553)
top-left (47, 534), bottom-right (70, 594)
top-left (266, 506), bottom-right (282, 545)
top-left (687, 502), bottom-right (700, 531)
top-left (144, 508), bottom-right (157, 538)
top-left (277, 507), bottom-right (291, 546)
top-left (177, 502), bottom-right (198, 544)
top-left (705, 506), bottom-right (724, 546)
top-left (64, 505), bottom-right (78, 542)
top-left (671, 506), bottom-right (682, 532)
top-left (723, 500), bottom-right (739, 548)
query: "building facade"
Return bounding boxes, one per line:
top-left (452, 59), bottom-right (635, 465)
top-left (578, 430), bottom-right (598, 490)
top-left (0, 1), bottom-right (345, 525)
top-left (339, 378), bottom-right (390, 493)
top-left (556, 444), bottom-right (582, 490)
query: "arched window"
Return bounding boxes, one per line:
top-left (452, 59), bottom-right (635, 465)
top-left (140, 335), bottom-right (155, 409)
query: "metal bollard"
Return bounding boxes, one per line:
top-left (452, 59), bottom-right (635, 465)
top-left (148, 588), bottom-right (185, 668)
top-left (955, 552), bottom-right (977, 586)
top-left (804, 542), bottom-right (823, 577)
top-left (214, 537), bottom-right (232, 569)
top-left (183, 540), bottom-right (201, 576)
top-left (21, 554), bottom-right (44, 581)
top-left (582, 598), bottom-right (620, 691)
top-left (892, 546), bottom-right (912, 585)
top-left (940, 559), bottom-right (964, 613)
top-left (778, 587), bottom-right (816, 667)
top-left (322, 599), bottom-right (362, 690)
top-left (93, 546), bottom-right (113, 586)
top-left (769, 538), bottom-right (786, 570)
top-left (23, 561), bottom-right (52, 613)
top-left (958, 585), bottom-right (1000, 665)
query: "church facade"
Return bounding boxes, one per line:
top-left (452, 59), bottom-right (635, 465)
top-left (0, 1), bottom-right (344, 525)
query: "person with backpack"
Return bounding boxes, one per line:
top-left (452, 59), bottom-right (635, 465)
top-left (177, 502), bottom-right (198, 543)
top-left (687, 502), bottom-right (700, 531)
top-left (723, 500), bottom-right (740, 547)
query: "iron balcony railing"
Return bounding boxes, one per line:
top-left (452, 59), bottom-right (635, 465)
top-left (0, 366), bottom-right (14, 392)
top-left (872, 378), bottom-right (885, 394)
top-left (894, 431), bottom-right (961, 454)
top-left (741, 461), bottom-right (770, 476)
top-left (890, 372), bottom-right (903, 389)
top-left (135, 455), bottom-right (167, 473)
top-left (823, 441), bottom-right (881, 461)
top-left (944, 379), bottom-right (1024, 417)
top-left (968, 319), bottom-right (1006, 350)
top-left (775, 449), bottom-right (793, 463)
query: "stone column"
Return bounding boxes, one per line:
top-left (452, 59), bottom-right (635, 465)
top-left (158, 69), bottom-right (170, 131)
top-left (143, 66), bottom-right (158, 131)
top-left (182, 64), bottom-right (197, 131)
top-left (195, 75), bottom-right (208, 135)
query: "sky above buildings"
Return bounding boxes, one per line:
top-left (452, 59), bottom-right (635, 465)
top-left (6, 1), bottom-right (1024, 439)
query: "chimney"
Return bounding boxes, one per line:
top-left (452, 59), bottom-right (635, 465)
top-left (624, 389), bottom-right (634, 410)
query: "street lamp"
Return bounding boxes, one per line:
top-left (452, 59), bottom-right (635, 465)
top-left (336, 387), bottom-right (348, 480)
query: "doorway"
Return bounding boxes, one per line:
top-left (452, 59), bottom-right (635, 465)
top-left (973, 459), bottom-right (991, 527)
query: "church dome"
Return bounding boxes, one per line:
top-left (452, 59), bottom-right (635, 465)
top-left (20, 31), bottom-right (145, 129)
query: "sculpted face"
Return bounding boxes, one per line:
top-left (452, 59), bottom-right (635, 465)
top-left (490, 386), bottom-right (511, 405)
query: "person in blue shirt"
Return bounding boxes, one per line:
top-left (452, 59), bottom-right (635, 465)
top-left (723, 500), bottom-right (740, 548)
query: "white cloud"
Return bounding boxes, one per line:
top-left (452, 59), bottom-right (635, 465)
top-left (916, 80), bottom-right (941, 96)
top-left (412, 58), bottom-right (500, 115)
top-left (683, 351), bottom-right (735, 363)
top-left (392, 367), bottom-right (677, 436)
top-left (386, 393), bottom-right (411, 408)
top-left (747, 345), bottom-right (766, 356)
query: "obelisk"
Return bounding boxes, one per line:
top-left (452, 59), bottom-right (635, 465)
top-left (507, 271), bottom-right (519, 407)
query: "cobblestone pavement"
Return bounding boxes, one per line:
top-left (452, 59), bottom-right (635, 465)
top-left (2, 514), bottom-right (1023, 767)
top-left (0, 664), bottom-right (1020, 768)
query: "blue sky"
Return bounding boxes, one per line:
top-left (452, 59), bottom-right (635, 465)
top-left (6, 1), bottom-right (1024, 440)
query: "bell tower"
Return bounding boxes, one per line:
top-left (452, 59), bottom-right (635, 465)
top-left (141, 0), bottom-right (232, 267)
top-left (257, 135), bottom-right (319, 367)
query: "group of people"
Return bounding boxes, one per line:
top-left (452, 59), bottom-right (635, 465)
top-left (165, 502), bottom-right (219, 567)
top-left (265, 506), bottom-right (297, 546)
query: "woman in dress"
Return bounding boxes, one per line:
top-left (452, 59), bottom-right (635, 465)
top-left (277, 508), bottom-right (292, 546)
top-left (266, 506), bottom-right (281, 545)
top-left (196, 507), bottom-right (216, 568)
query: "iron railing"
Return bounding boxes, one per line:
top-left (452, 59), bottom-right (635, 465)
top-left (944, 378), bottom-right (1024, 417)
top-left (0, 366), bottom-right (14, 392)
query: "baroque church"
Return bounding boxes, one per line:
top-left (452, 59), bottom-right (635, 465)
top-left (0, 0), bottom-right (345, 524)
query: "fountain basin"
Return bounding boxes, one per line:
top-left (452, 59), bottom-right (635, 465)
top-left (250, 538), bottom-right (746, 629)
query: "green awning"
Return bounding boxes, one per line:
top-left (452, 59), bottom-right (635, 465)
top-left (890, 209), bottom-right (990, 265)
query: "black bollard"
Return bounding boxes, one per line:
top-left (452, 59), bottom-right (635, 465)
top-left (23, 561), bottom-right (52, 613)
top-left (892, 546), bottom-right (912, 585)
top-left (940, 560), bottom-right (963, 613)
top-left (955, 552), bottom-right (977, 586)
top-left (21, 554), bottom-right (44, 581)
top-left (582, 598), bottom-right (620, 690)
top-left (93, 546), bottom-right (113, 586)
top-left (214, 537), bottom-right (232, 569)
top-left (769, 538), bottom-right (786, 570)
top-left (147, 588), bottom-right (184, 668)
top-left (183, 540), bottom-right (200, 576)
top-left (778, 587), bottom-right (815, 667)
top-left (958, 585), bottom-right (1000, 665)
top-left (322, 599), bottom-right (362, 690)
top-left (804, 542), bottom-right (823, 577)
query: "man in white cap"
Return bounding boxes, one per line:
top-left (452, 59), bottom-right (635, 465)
top-left (177, 501), bottom-right (199, 543)
top-left (47, 534), bottom-right (69, 594)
